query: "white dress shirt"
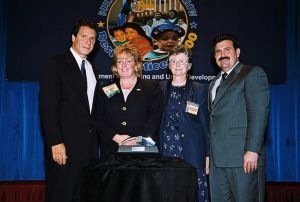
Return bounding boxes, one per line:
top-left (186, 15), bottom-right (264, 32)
top-left (211, 62), bottom-right (239, 101)
top-left (70, 47), bottom-right (97, 113)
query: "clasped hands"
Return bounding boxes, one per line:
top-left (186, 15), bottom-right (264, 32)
top-left (113, 134), bottom-right (140, 146)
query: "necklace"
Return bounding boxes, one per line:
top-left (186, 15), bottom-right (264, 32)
top-left (171, 80), bottom-right (186, 87)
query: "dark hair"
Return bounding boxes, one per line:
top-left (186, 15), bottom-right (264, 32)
top-left (109, 26), bottom-right (124, 36)
top-left (212, 34), bottom-right (239, 53)
top-left (71, 19), bottom-right (98, 37)
top-left (169, 44), bottom-right (192, 63)
top-left (122, 22), bottom-right (152, 45)
top-left (169, 10), bottom-right (177, 14)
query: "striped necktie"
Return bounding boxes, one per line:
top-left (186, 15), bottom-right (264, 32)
top-left (216, 72), bottom-right (228, 95)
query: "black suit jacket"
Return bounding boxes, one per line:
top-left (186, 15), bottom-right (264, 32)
top-left (39, 50), bottom-right (99, 163)
top-left (94, 78), bottom-right (163, 160)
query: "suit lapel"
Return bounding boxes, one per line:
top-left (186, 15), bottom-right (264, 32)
top-left (212, 63), bottom-right (243, 107)
top-left (65, 51), bottom-right (90, 112)
top-left (209, 72), bottom-right (220, 110)
top-left (125, 78), bottom-right (143, 103)
top-left (212, 71), bottom-right (234, 106)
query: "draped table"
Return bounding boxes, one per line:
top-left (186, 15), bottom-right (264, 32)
top-left (80, 153), bottom-right (198, 202)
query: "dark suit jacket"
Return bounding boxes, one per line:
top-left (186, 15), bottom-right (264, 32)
top-left (39, 50), bottom-right (99, 163)
top-left (159, 80), bottom-right (209, 169)
top-left (94, 78), bottom-right (163, 160)
top-left (208, 63), bottom-right (269, 167)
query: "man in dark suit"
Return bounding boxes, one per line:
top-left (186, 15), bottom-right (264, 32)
top-left (208, 34), bottom-right (269, 202)
top-left (39, 19), bottom-right (99, 202)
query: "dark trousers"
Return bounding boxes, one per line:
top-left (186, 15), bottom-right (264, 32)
top-left (45, 159), bottom-right (86, 202)
top-left (209, 157), bottom-right (265, 202)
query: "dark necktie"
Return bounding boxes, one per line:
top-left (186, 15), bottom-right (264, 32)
top-left (221, 72), bottom-right (228, 82)
top-left (216, 72), bottom-right (228, 96)
top-left (81, 60), bottom-right (87, 88)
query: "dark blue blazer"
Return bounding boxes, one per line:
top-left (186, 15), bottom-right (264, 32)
top-left (94, 78), bottom-right (164, 160)
top-left (159, 80), bottom-right (209, 169)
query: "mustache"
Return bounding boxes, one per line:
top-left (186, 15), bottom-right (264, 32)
top-left (219, 56), bottom-right (230, 61)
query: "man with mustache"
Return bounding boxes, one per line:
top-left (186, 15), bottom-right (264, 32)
top-left (208, 34), bottom-right (269, 202)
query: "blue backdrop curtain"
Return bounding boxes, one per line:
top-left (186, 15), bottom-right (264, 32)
top-left (0, 0), bottom-right (44, 180)
top-left (265, 0), bottom-right (300, 181)
top-left (0, 0), bottom-right (299, 181)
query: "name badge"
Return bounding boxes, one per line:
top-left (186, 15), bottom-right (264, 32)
top-left (185, 101), bottom-right (199, 115)
top-left (102, 83), bottom-right (120, 98)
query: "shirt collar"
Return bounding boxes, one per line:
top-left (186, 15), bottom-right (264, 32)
top-left (222, 61), bottom-right (239, 76)
top-left (70, 47), bottom-right (87, 67)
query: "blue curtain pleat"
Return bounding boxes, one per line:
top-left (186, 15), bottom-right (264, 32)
top-left (0, 0), bottom-right (299, 181)
top-left (0, 0), bottom-right (44, 180)
top-left (265, 0), bottom-right (300, 181)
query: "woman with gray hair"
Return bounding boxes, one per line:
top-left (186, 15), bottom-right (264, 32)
top-left (159, 44), bottom-right (210, 202)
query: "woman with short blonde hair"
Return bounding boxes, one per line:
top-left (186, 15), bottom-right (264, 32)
top-left (111, 44), bottom-right (143, 78)
top-left (95, 43), bottom-right (163, 161)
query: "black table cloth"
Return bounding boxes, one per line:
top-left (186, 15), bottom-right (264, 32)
top-left (80, 153), bottom-right (198, 202)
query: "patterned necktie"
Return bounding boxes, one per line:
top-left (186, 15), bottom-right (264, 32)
top-left (81, 60), bottom-right (87, 88)
top-left (221, 72), bottom-right (228, 82)
top-left (216, 72), bottom-right (228, 96)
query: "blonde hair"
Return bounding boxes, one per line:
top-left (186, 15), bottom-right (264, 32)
top-left (111, 44), bottom-right (143, 78)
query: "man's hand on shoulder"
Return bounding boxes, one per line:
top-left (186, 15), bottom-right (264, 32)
top-left (51, 143), bottom-right (67, 165)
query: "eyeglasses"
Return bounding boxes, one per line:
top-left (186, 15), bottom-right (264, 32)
top-left (169, 59), bottom-right (189, 66)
